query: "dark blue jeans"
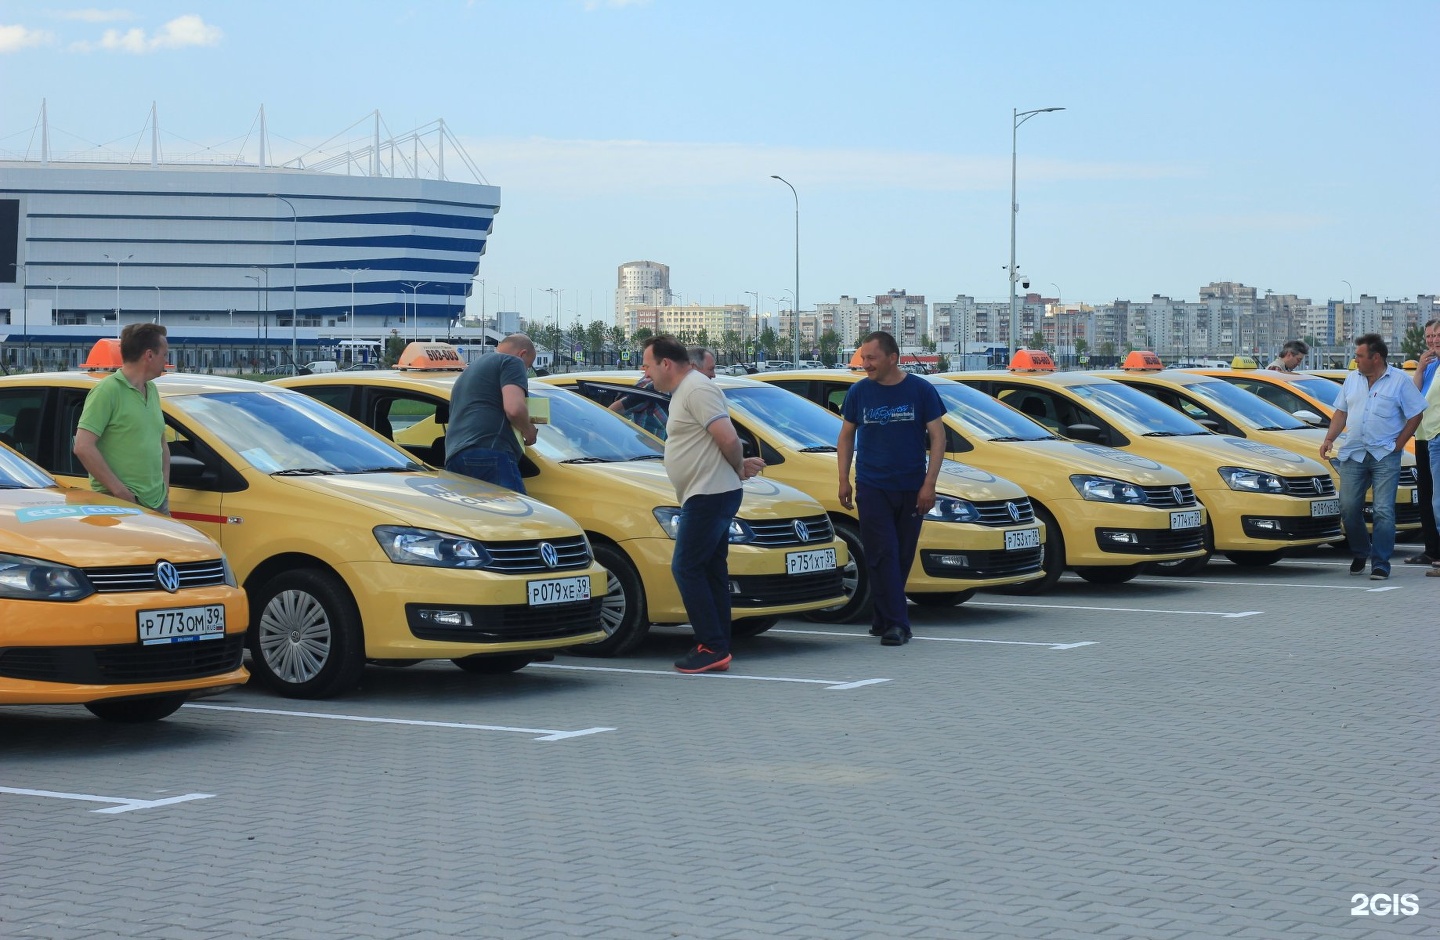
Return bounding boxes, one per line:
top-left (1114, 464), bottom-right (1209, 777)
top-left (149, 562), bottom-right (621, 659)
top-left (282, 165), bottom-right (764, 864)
top-left (445, 446), bottom-right (526, 494)
top-left (671, 488), bottom-right (744, 653)
top-left (1336, 450), bottom-right (1401, 573)
top-left (856, 483), bottom-right (924, 635)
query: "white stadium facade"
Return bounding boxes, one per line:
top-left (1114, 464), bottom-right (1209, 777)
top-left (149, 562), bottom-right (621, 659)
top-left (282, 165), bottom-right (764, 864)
top-left (0, 112), bottom-right (501, 372)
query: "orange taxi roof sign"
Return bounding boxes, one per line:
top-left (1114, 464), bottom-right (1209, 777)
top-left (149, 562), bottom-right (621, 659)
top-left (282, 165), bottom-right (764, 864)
top-left (1121, 350), bottom-right (1164, 371)
top-left (1008, 349), bottom-right (1055, 372)
top-left (396, 342), bottom-right (466, 371)
top-left (81, 338), bottom-right (124, 372)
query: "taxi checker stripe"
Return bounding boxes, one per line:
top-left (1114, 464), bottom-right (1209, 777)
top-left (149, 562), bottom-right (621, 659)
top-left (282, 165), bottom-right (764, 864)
top-left (172, 511), bottom-right (242, 525)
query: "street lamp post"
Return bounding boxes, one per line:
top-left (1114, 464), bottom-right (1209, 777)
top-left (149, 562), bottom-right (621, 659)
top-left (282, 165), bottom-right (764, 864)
top-left (401, 282), bottom-right (428, 343)
top-left (744, 290), bottom-right (761, 367)
top-left (268, 195), bottom-right (299, 369)
top-left (340, 267), bottom-right (367, 350)
top-left (1008, 106), bottom-right (1065, 359)
top-left (7, 262), bottom-right (27, 370)
top-left (770, 176), bottom-right (801, 364)
top-left (102, 252), bottom-right (134, 338)
top-left (153, 286), bottom-right (161, 325)
top-left (543, 288), bottom-right (564, 367)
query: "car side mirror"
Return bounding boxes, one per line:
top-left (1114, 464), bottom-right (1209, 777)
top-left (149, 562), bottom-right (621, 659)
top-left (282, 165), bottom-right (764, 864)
top-left (742, 439), bottom-right (757, 459)
top-left (434, 403), bottom-right (450, 425)
top-left (1063, 423), bottom-right (1108, 445)
top-left (169, 454), bottom-right (212, 487)
top-left (1195, 418), bottom-right (1222, 432)
top-left (1293, 409), bottom-right (1324, 426)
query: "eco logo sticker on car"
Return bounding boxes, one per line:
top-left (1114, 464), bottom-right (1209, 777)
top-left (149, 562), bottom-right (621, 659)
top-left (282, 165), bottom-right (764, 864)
top-left (1073, 443), bottom-right (1162, 470)
top-left (1218, 437), bottom-right (1305, 464)
top-left (15, 505), bottom-right (145, 523)
top-left (406, 477), bottom-right (537, 517)
top-left (939, 461), bottom-right (998, 483)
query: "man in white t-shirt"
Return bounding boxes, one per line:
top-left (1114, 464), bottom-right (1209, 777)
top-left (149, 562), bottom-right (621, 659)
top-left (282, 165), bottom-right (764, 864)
top-left (642, 335), bottom-right (764, 673)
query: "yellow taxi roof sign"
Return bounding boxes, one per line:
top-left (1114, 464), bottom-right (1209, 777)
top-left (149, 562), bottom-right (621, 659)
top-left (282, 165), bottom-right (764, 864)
top-left (1121, 350), bottom-right (1164, 371)
top-left (1403, 359), bottom-right (1419, 371)
top-left (397, 341), bottom-right (466, 371)
top-left (1230, 355), bottom-right (1259, 369)
top-left (81, 338), bottom-right (124, 372)
top-left (1008, 349), bottom-right (1056, 372)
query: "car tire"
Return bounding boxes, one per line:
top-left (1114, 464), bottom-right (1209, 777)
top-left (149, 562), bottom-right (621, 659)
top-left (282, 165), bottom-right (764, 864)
top-left (1222, 550), bottom-right (1284, 567)
top-left (804, 518), bottom-right (871, 624)
top-left (84, 693), bottom-right (188, 723)
top-left (1073, 564), bottom-right (1142, 585)
top-left (906, 589), bottom-right (976, 607)
top-left (731, 615), bottom-right (779, 638)
top-left (996, 505), bottom-right (1064, 595)
top-left (568, 544), bottom-right (650, 657)
top-left (451, 654), bottom-right (531, 674)
top-left (247, 569), bottom-right (366, 699)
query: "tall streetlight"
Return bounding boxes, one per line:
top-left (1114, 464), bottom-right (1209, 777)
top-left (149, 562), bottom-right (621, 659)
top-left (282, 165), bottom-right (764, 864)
top-left (744, 290), bottom-right (761, 366)
top-left (153, 285), bottom-right (162, 325)
top-left (1008, 106), bottom-right (1065, 358)
top-left (770, 175), bottom-right (801, 364)
top-left (7, 262), bottom-right (27, 370)
top-left (103, 252), bottom-right (134, 337)
top-left (246, 267), bottom-right (270, 367)
top-left (267, 194), bottom-right (299, 368)
top-left (340, 267), bottom-right (367, 348)
top-left (401, 281), bottom-right (429, 343)
top-left (46, 275), bottom-right (68, 321)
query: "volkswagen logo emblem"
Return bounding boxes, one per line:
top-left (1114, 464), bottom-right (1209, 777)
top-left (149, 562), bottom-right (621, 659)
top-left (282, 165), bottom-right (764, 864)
top-left (1314, 477), bottom-right (1325, 493)
top-left (793, 519), bottom-right (810, 542)
top-left (539, 542), bottom-right (559, 569)
top-left (155, 560), bottom-right (181, 594)
top-left (1172, 486), bottom-right (1184, 505)
top-left (1005, 501), bottom-right (1021, 522)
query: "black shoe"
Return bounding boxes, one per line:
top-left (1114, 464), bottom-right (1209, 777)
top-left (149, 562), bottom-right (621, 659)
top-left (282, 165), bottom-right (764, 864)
top-left (1404, 553), bottom-right (1435, 565)
top-left (674, 645), bottom-right (732, 674)
top-left (880, 625), bottom-right (908, 646)
top-left (867, 625), bottom-right (885, 637)
top-left (1349, 558), bottom-right (1367, 575)
top-left (1369, 568), bottom-right (1389, 581)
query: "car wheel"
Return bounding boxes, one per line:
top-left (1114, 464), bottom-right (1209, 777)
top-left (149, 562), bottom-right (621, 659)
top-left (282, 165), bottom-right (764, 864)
top-left (452, 654), bottom-right (531, 674)
top-left (997, 505), bottom-right (1064, 595)
top-left (1223, 550), bottom-right (1284, 567)
top-left (568, 544), bottom-right (650, 657)
top-left (731, 616), bottom-right (779, 638)
top-left (248, 569), bottom-right (366, 699)
top-left (1147, 523), bottom-right (1213, 576)
top-left (84, 693), bottom-right (187, 723)
top-left (905, 589), bottom-right (977, 607)
top-left (805, 518), bottom-right (871, 624)
top-left (1073, 564), bottom-right (1142, 585)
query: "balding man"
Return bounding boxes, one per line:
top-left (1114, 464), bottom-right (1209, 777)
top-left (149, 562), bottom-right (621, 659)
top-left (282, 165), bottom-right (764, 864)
top-left (445, 333), bottom-right (538, 493)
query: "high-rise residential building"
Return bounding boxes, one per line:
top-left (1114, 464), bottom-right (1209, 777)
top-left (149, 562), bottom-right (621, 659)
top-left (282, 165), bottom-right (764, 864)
top-left (615, 261), bottom-right (670, 328)
top-left (628, 303), bottom-right (746, 341)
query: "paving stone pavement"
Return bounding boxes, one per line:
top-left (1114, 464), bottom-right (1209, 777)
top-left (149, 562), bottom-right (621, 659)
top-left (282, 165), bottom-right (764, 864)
top-left (1, 549), bottom-right (1434, 938)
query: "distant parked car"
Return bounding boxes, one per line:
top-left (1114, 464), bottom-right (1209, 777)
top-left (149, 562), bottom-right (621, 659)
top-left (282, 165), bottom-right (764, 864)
top-left (341, 362), bottom-right (382, 371)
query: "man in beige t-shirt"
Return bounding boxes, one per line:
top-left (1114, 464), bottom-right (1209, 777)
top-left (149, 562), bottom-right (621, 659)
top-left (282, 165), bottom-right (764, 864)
top-left (642, 335), bottom-right (764, 674)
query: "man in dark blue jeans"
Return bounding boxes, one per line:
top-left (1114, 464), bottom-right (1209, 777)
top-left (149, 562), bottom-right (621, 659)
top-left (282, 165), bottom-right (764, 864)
top-left (837, 331), bottom-right (946, 646)
top-left (445, 334), bottom-right (538, 493)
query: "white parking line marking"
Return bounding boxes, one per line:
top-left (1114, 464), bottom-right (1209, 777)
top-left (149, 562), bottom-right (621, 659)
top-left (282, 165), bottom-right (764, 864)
top-left (774, 627), bottom-right (1097, 649)
top-left (1134, 576), bottom-right (1395, 592)
top-left (183, 703), bottom-right (613, 741)
top-left (0, 785), bottom-right (215, 814)
top-left (967, 600), bottom-right (1261, 619)
top-left (531, 662), bottom-right (890, 691)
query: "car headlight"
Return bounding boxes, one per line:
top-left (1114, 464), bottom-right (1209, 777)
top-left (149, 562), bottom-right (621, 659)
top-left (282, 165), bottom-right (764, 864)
top-left (1071, 474), bottom-right (1149, 504)
top-left (374, 525), bottom-right (495, 569)
top-left (0, 552), bottom-right (94, 601)
top-left (925, 496), bottom-right (983, 524)
top-left (1218, 466), bottom-right (1286, 493)
top-left (652, 507), bottom-right (755, 543)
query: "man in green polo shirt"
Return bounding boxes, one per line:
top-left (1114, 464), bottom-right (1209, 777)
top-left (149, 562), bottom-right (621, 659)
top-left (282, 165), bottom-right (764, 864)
top-left (74, 323), bottom-right (171, 513)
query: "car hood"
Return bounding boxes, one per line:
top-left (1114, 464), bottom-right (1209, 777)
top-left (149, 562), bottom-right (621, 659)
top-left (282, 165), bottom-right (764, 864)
top-left (1010, 439), bottom-right (1190, 485)
top-left (0, 487), bottom-right (224, 567)
top-left (935, 460), bottom-right (1030, 502)
top-left (582, 458), bottom-right (828, 520)
top-left (1163, 434), bottom-right (1331, 475)
top-left (270, 471), bottom-right (587, 539)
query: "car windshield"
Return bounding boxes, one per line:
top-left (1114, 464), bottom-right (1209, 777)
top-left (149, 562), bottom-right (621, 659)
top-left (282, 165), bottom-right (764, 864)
top-left (724, 386), bottom-right (842, 451)
top-left (1289, 376), bottom-right (1341, 407)
top-left (168, 390), bottom-right (421, 474)
top-left (530, 386), bottom-right (664, 462)
top-left (0, 446), bottom-right (55, 489)
top-left (1069, 380), bottom-right (1209, 435)
top-left (930, 379), bottom-right (1054, 441)
top-left (1184, 379), bottom-right (1308, 429)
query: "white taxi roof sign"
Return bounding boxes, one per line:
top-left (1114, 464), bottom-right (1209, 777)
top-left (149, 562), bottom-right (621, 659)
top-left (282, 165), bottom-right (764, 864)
top-left (1121, 350), bottom-right (1165, 371)
top-left (397, 342), bottom-right (466, 371)
top-left (1008, 349), bottom-right (1056, 372)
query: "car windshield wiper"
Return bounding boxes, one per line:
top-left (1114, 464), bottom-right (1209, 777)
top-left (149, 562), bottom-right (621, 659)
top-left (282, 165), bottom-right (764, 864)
top-left (347, 465), bottom-right (416, 473)
top-left (798, 445), bottom-right (838, 452)
top-left (1141, 431), bottom-right (1186, 437)
top-left (627, 453), bottom-right (665, 461)
top-left (987, 436), bottom-right (1029, 442)
top-left (560, 456), bottom-right (613, 464)
top-left (271, 467), bottom-right (337, 476)
top-left (1254, 425), bottom-right (1292, 432)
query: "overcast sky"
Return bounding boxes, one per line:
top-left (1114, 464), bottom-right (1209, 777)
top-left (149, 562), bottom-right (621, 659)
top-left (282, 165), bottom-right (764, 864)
top-left (2, 0), bottom-right (1435, 325)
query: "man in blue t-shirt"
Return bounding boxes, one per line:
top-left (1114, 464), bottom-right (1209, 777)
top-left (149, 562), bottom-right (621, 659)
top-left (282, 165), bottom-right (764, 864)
top-left (837, 331), bottom-right (945, 646)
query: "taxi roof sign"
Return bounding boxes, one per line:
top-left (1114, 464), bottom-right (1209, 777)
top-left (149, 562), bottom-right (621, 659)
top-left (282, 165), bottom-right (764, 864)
top-left (396, 342), bottom-right (466, 371)
top-left (1120, 350), bottom-right (1165, 371)
top-left (81, 338), bottom-right (124, 372)
top-left (1230, 355), bottom-right (1259, 370)
top-left (1008, 349), bottom-right (1056, 372)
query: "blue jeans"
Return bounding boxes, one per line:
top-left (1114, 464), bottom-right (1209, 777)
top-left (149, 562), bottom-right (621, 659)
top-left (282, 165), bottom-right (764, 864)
top-left (445, 446), bottom-right (526, 494)
top-left (671, 488), bottom-right (743, 653)
top-left (1428, 439), bottom-right (1440, 554)
top-left (1336, 450), bottom-right (1402, 572)
top-left (856, 483), bottom-right (925, 635)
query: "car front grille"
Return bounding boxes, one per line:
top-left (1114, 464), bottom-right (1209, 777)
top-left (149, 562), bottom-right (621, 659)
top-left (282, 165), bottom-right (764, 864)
top-left (919, 547), bottom-right (1044, 579)
top-left (1140, 484), bottom-right (1197, 508)
top-left (1281, 475), bottom-right (1337, 498)
top-left (0, 636), bottom-right (244, 684)
top-left (481, 536), bottom-right (591, 574)
top-left (731, 570), bottom-right (845, 608)
top-left (1400, 466), bottom-right (1419, 487)
top-left (406, 599), bottom-right (603, 642)
top-left (1096, 528), bottom-right (1207, 555)
top-left (745, 514), bottom-right (834, 547)
top-left (973, 498), bottom-right (1036, 526)
top-left (84, 559), bottom-right (229, 593)
top-left (1242, 516), bottom-right (1342, 541)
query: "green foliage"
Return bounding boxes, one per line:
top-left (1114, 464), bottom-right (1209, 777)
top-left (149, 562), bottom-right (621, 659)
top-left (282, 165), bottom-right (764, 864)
top-left (1401, 324), bottom-right (1425, 359)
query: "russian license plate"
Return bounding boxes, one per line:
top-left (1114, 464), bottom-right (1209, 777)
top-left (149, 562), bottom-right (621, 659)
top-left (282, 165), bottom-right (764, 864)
top-left (1004, 527), bottom-right (1041, 551)
top-left (1311, 498), bottom-right (1340, 517)
top-left (786, 548), bottom-right (836, 575)
top-left (138, 605), bottom-right (225, 645)
top-left (1169, 510), bottom-right (1203, 530)
top-left (528, 575), bottom-right (591, 606)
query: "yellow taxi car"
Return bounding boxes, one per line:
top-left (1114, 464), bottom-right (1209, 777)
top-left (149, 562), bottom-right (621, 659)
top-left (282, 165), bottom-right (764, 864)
top-left (0, 442), bottom-right (248, 722)
top-left (943, 351), bottom-right (1341, 573)
top-left (1103, 354), bottom-right (1419, 535)
top-left (546, 371), bottom-right (1046, 617)
top-left (758, 368), bottom-right (1208, 589)
top-left (1186, 367), bottom-right (1343, 430)
top-left (0, 342), bottom-right (607, 699)
top-left (274, 344), bottom-right (848, 655)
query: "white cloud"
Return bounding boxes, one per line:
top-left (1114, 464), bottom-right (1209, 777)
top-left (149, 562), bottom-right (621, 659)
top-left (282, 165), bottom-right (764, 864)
top-left (72, 13), bottom-right (221, 53)
top-left (0, 23), bottom-right (55, 52)
top-left (60, 9), bottom-right (134, 23)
